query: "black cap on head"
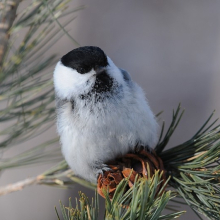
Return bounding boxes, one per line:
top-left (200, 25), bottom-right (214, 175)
top-left (61, 46), bottom-right (108, 74)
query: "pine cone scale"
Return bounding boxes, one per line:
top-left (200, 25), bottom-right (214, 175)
top-left (97, 149), bottom-right (167, 199)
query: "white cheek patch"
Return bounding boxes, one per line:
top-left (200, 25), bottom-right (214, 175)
top-left (53, 61), bottom-right (95, 100)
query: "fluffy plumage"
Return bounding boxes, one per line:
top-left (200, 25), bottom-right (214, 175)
top-left (54, 46), bottom-right (158, 183)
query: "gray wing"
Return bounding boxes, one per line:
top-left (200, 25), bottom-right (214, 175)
top-left (119, 68), bottom-right (132, 82)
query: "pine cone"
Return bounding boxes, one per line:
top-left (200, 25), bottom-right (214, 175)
top-left (97, 149), bottom-right (167, 199)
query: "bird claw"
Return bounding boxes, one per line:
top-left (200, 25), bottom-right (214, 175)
top-left (95, 164), bottom-right (111, 176)
top-left (101, 164), bottom-right (111, 171)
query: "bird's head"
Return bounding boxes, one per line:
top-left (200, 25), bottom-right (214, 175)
top-left (54, 46), bottom-right (126, 100)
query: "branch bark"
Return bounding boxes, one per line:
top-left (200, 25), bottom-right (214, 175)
top-left (0, 176), bottom-right (41, 196)
top-left (0, 0), bottom-right (21, 67)
top-left (0, 170), bottom-right (73, 196)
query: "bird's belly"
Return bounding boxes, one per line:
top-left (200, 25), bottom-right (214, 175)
top-left (58, 99), bottom-right (158, 182)
top-left (61, 126), bottom-right (124, 162)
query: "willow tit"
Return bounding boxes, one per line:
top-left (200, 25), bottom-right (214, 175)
top-left (54, 46), bottom-right (158, 183)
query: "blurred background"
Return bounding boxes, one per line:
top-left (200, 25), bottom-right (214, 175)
top-left (1, 0), bottom-right (220, 219)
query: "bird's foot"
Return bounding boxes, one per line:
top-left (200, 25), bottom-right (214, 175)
top-left (95, 163), bottom-right (111, 176)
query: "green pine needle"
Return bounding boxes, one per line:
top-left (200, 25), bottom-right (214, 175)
top-left (0, 0), bottom-right (82, 170)
top-left (155, 105), bottom-right (220, 219)
top-left (56, 173), bottom-right (185, 220)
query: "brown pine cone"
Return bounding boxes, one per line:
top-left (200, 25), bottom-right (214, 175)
top-left (97, 149), bottom-right (167, 199)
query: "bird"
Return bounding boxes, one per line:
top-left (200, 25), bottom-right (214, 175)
top-left (53, 46), bottom-right (158, 183)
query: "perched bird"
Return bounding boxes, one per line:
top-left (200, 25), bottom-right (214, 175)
top-left (54, 46), bottom-right (158, 183)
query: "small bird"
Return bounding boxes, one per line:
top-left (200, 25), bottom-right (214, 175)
top-left (54, 46), bottom-right (158, 183)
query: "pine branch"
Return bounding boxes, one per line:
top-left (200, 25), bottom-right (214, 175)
top-left (155, 105), bottom-right (220, 219)
top-left (0, 0), bottom-right (21, 66)
top-left (0, 0), bottom-right (83, 172)
top-left (0, 176), bottom-right (40, 196)
top-left (0, 161), bottom-right (96, 196)
top-left (56, 174), bottom-right (185, 220)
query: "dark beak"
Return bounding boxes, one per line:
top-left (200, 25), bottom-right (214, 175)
top-left (94, 66), bottom-right (106, 75)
